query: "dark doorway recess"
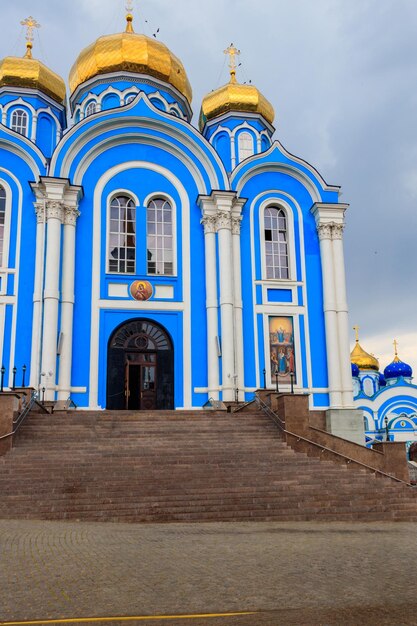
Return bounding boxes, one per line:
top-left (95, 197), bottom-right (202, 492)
top-left (107, 319), bottom-right (174, 410)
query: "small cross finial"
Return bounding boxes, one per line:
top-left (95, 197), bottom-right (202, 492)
top-left (393, 339), bottom-right (399, 357)
top-left (353, 325), bottom-right (360, 343)
top-left (20, 16), bottom-right (41, 59)
top-left (125, 0), bottom-right (134, 33)
top-left (224, 43), bottom-right (241, 84)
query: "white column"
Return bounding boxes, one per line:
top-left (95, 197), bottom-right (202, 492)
top-left (332, 224), bottom-right (354, 407)
top-left (201, 213), bottom-right (220, 400)
top-left (232, 214), bottom-right (245, 401)
top-left (57, 206), bottom-right (80, 401)
top-left (216, 205), bottom-right (236, 402)
top-left (30, 203), bottom-right (46, 388)
top-left (41, 201), bottom-right (64, 401)
top-left (317, 223), bottom-right (343, 408)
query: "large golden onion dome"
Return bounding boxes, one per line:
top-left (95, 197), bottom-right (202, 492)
top-left (200, 45), bottom-right (274, 130)
top-left (69, 14), bottom-right (192, 103)
top-left (351, 341), bottom-right (380, 372)
top-left (0, 41), bottom-right (66, 104)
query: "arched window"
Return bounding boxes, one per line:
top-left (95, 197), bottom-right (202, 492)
top-left (264, 207), bottom-right (289, 279)
top-left (108, 196), bottom-right (136, 274)
top-left (238, 131), bottom-right (254, 162)
top-left (85, 101), bottom-right (97, 117)
top-left (0, 186), bottom-right (5, 266)
top-left (125, 94), bottom-right (137, 104)
top-left (11, 109), bottom-right (28, 136)
top-left (147, 198), bottom-right (174, 275)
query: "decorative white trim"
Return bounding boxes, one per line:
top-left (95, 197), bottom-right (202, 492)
top-left (231, 140), bottom-right (341, 196)
top-left (249, 189), bottom-right (313, 396)
top-left (258, 196), bottom-right (297, 282)
top-left (143, 191), bottom-right (178, 277)
top-left (90, 161), bottom-right (191, 409)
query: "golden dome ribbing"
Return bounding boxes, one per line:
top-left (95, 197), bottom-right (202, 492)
top-left (200, 79), bottom-right (275, 129)
top-left (69, 15), bottom-right (192, 102)
top-left (350, 341), bottom-right (380, 372)
top-left (0, 41), bottom-right (66, 104)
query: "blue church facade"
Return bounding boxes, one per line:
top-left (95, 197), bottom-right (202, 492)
top-left (0, 13), bottom-right (368, 417)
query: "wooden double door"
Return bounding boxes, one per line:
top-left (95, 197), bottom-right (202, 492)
top-left (125, 353), bottom-right (157, 410)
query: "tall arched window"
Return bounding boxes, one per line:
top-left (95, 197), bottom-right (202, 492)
top-left (108, 196), bottom-right (136, 274)
top-left (264, 207), bottom-right (289, 279)
top-left (147, 198), bottom-right (174, 275)
top-left (0, 186), bottom-right (5, 267)
top-left (11, 109), bottom-right (28, 136)
top-left (238, 131), bottom-right (254, 163)
top-left (85, 101), bottom-right (97, 117)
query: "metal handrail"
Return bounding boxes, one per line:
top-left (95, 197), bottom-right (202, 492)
top-left (254, 393), bottom-right (410, 485)
top-left (0, 390), bottom-right (39, 441)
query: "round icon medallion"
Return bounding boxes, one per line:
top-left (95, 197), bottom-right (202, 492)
top-left (130, 280), bottom-right (153, 301)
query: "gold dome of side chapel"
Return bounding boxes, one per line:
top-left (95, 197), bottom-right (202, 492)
top-left (350, 329), bottom-right (380, 372)
top-left (0, 18), bottom-right (66, 105)
top-left (199, 45), bottom-right (275, 130)
top-left (69, 13), bottom-right (192, 103)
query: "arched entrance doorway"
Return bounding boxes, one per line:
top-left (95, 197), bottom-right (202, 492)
top-left (107, 319), bottom-right (174, 410)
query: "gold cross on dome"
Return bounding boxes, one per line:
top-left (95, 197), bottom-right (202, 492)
top-left (224, 44), bottom-right (241, 83)
top-left (353, 325), bottom-right (360, 342)
top-left (21, 16), bottom-right (41, 43)
top-left (393, 339), bottom-right (399, 357)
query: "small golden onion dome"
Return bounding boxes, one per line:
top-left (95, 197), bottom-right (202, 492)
top-left (199, 75), bottom-right (275, 130)
top-left (350, 341), bottom-right (380, 372)
top-left (69, 15), bottom-right (192, 103)
top-left (0, 42), bottom-right (66, 104)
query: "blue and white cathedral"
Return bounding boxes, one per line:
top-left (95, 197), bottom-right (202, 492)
top-left (0, 9), bottom-right (414, 438)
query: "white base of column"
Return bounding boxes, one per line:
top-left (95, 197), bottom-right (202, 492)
top-left (326, 409), bottom-right (365, 446)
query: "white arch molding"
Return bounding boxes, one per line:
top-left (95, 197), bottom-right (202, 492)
top-left (89, 161), bottom-right (192, 409)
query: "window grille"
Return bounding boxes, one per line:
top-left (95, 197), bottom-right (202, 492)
top-left (147, 198), bottom-right (174, 276)
top-left (108, 196), bottom-right (136, 274)
top-left (264, 207), bottom-right (289, 279)
top-left (11, 109), bottom-right (28, 136)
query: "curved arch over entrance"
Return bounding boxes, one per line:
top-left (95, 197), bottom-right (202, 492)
top-left (107, 319), bottom-right (174, 410)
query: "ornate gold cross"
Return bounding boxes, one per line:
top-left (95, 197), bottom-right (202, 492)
top-left (224, 44), bottom-right (241, 83)
top-left (353, 325), bottom-right (360, 342)
top-left (20, 16), bottom-right (40, 58)
top-left (393, 339), bottom-right (399, 357)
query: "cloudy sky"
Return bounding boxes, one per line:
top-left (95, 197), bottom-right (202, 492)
top-left (2, 0), bottom-right (416, 372)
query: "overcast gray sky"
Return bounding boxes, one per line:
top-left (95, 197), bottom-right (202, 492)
top-left (2, 0), bottom-right (416, 372)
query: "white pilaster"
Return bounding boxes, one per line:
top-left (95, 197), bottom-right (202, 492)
top-left (316, 222), bottom-right (343, 407)
top-left (30, 203), bottom-right (46, 388)
top-left (332, 223), bottom-right (354, 407)
top-left (57, 205), bottom-right (81, 401)
top-left (200, 208), bottom-right (220, 400)
top-left (231, 201), bottom-right (245, 401)
top-left (214, 192), bottom-right (236, 402)
top-left (42, 200), bottom-right (64, 400)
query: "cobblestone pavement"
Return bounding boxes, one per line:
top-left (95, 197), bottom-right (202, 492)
top-left (1, 521), bottom-right (417, 625)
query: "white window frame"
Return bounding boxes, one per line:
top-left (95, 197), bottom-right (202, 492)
top-left (107, 193), bottom-right (137, 275)
top-left (144, 193), bottom-right (177, 277)
top-left (259, 199), bottom-right (297, 283)
top-left (145, 196), bottom-right (176, 277)
top-left (237, 131), bottom-right (254, 163)
top-left (10, 108), bottom-right (29, 137)
top-left (85, 101), bottom-right (97, 117)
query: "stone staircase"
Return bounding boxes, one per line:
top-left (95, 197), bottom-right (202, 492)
top-left (1, 408), bottom-right (417, 522)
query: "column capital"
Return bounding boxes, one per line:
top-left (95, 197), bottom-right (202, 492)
top-left (332, 223), bottom-right (345, 240)
top-left (201, 215), bottom-right (217, 234)
top-left (45, 200), bottom-right (65, 222)
top-left (216, 211), bottom-right (232, 231)
top-left (64, 206), bottom-right (81, 226)
top-left (231, 216), bottom-right (243, 235)
top-left (34, 203), bottom-right (45, 224)
top-left (317, 223), bottom-right (333, 241)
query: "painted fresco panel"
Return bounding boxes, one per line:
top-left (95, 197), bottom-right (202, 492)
top-left (269, 316), bottom-right (296, 385)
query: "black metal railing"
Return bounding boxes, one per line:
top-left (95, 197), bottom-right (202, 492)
top-left (0, 390), bottom-right (39, 441)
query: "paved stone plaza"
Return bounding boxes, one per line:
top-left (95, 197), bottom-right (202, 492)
top-left (1, 520), bottom-right (417, 625)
